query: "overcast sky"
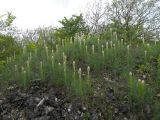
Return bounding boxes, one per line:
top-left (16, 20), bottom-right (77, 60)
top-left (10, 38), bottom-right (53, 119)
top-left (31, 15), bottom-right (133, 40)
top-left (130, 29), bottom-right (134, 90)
top-left (0, 0), bottom-right (95, 29)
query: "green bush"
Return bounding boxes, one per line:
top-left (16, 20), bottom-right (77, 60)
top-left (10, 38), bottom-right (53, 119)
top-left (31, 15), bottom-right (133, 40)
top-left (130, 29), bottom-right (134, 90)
top-left (0, 35), bottom-right (21, 60)
top-left (127, 72), bottom-right (154, 111)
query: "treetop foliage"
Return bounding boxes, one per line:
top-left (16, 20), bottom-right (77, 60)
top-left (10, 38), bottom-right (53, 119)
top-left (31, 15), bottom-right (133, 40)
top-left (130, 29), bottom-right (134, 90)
top-left (85, 0), bottom-right (160, 41)
top-left (54, 14), bottom-right (89, 40)
top-left (0, 12), bottom-right (16, 32)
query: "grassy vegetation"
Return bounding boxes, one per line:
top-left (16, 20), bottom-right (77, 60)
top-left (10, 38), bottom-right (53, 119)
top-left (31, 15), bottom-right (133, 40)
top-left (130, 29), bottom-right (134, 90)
top-left (1, 32), bottom-right (160, 119)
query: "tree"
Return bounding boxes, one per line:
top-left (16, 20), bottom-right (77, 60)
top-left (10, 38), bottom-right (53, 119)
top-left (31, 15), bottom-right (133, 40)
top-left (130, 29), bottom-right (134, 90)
top-left (54, 14), bottom-right (89, 40)
top-left (0, 35), bottom-right (21, 60)
top-left (106, 0), bottom-right (160, 41)
top-left (86, 0), bottom-right (160, 41)
top-left (0, 12), bottom-right (16, 33)
top-left (0, 12), bottom-right (20, 72)
top-left (85, 0), bottom-right (108, 34)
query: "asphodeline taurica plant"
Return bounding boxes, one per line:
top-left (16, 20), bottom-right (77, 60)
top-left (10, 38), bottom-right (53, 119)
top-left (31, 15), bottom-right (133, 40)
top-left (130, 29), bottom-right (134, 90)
top-left (128, 72), bottom-right (153, 108)
top-left (56, 44), bottom-right (58, 53)
top-left (113, 44), bottom-right (115, 49)
top-left (62, 39), bottom-right (64, 47)
top-left (98, 38), bottom-right (100, 45)
top-left (78, 68), bottom-right (82, 95)
top-left (110, 41), bottom-right (113, 48)
top-left (85, 45), bottom-right (88, 53)
top-left (51, 55), bottom-right (54, 67)
top-left (144, 50), bottom-right (147, 58)
top-left (137, 79), bottom-right (145, 102)
top-left (21, 66), bottom-right (27, 90)
top-left (127, 45), bottom-right (130, 53)
top-left (92, 44), bottom-right (95, 54)
top-left (14, 64), bottom-right (18, 72)
top-left (121, 39), bottom-right (123, 45)
top-left (78, 68), bottom-right (82, 80)
top-left (101, 44), bottom-right (104, 52)
top-left (106, 42), bottom-right (108, 49)
top-left (142, 38), bottom-right (145, 44)
top-left (87, 66), bottom-right (90, 79)
top-left (63, 53), bottom-right (67, 85)
top-left (83, 39), bottom-right (85, 46)
top-left (45, 46), bottom-right (48, 59)
top-left (102, 50), bottom-right (104, 58)
top-left (40, 61), bottom-right (44, 80)
top-left (70, 37), bottom-right (73, 44)
top-left (87, 66), bottom-right (91, 86)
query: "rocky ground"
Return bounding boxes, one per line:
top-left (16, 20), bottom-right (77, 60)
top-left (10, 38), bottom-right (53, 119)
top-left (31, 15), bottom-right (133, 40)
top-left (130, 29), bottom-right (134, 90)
top-left (0, 77), bottom-right (152, 120)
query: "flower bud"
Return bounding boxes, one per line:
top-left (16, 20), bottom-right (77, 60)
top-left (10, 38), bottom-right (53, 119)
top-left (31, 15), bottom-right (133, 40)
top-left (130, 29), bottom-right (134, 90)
top-left (87, 66), bottom-right (90, 76)
top-left (106, 42), bottom-right (108, 49)
top-left (78, 68), bottom-right (82, 80)
top-left (73, 61), bottom-right (76, 72)
top-left (138, 79), bottom-right (141, 82)
top-left (141, 80), bottom-right (145, 84)
top-left (102, 45), bottom-right (104, 51)
top-left (102, 50), bottom-right (104, 57)
top-left (92, 45), bottom-right (95, 54)
top-left (129, 72), bottom-right (132, 76)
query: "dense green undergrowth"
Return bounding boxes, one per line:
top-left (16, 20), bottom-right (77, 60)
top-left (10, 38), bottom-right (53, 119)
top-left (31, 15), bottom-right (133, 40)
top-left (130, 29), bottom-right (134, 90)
top-left (1, 33), bottom-right (160, 119)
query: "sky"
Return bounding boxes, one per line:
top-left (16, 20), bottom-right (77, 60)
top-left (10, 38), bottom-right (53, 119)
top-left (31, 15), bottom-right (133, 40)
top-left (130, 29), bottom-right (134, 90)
top-left (0, 0), bottom-right (95, 29)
